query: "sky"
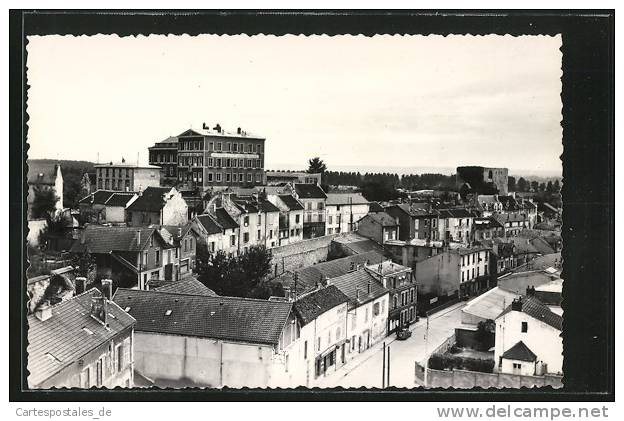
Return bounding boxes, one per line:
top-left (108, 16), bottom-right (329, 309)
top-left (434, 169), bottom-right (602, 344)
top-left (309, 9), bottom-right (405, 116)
top-left (26, 34), bottom-right (563, 176)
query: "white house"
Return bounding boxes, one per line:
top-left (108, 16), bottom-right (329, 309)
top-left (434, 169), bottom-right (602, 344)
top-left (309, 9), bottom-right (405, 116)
top-left (325, 193), bottom-right (370, 235)
top-left (494, 295), bottom-right (563, 376)
top-left (330, 268), bottom-right (389, 358)
top-left (126, 186), bottom-right (188, 227)
top-left (290, 285), bottom-right (350, 387)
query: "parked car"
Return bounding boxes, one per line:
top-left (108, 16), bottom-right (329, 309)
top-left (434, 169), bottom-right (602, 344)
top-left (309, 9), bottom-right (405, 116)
top-left (396, 324), bottom-right (412, 341)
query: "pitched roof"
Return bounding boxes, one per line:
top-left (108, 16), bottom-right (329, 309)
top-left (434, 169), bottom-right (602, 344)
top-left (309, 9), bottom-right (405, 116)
top-left (27, 160), bottom-right (60, 185)
top-left (70, 225), bottom-right (170, 254)
top-left (437, 208), bottom-right (478, 218)
top-left (257, 200), bottom-right (280, 213)
top-left (329, 269), bottom-right (389, 307)
top-left (214, 208), bottom-right (239, 230)
top-left (492, 212), bottom-right (528, 225)
top-left (332, 233), bottom-right (386, 255)
top-left (278, 195), bottom-right (304, 211)
top-left (105, 192), bottom-right (136, 207)
top-left (277, 251), bottom-right (385, 294)
top-left (498, 295), bottom-right (563, 331)
top-left (498, 270), bottom-right (556, 295)
top-left (153, 277), bottom-right (217, 297)
top-left (27, 289), bottom-right (136, 387)
top-left (325, 193), bottom-right (369, 206)
top-left (126, 187), bottom-right (174, 212)
top-left (360, 212), bottom-right (398, 227)
top-left (195, 213), bottom-right (223, 235)
top-left (160, 223), bottom-right (197, 242)
top-left (501, 341), bottom-right (537, 362)
top-left (112, 289), bottom-right (292, 345)
top-left (391, 202), bottom-right (433, 217)
top-left (78, 190), bottom-right (117, 205)
top-left (365, 259), bottom-right (410, 276)
top-left (293, 285), bottom-right (349, 325)
top-left (294, 183), bottom-right (327, 199)
top-left (368, 202), bottom-right (385, 213)
top-left (462, 287), bottom-right (518, 322)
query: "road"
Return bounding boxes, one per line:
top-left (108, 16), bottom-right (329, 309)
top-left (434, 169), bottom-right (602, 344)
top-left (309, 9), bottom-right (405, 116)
top-left (317, 301), bottom-right (468, 388)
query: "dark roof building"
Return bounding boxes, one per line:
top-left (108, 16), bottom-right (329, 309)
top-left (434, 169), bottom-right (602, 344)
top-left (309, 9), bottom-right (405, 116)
top-left (294, 183), bottom-right (327, 199)
top-left (195, 213), bottom-right (224, 235)
top-left (71, 225), bottom-right (171, 254)
top-left (27, 288), bottom-right (136, 388)
top-left (214, 208), bottom-right (239, 230)
top-left (293, 285), bottom-right (349, 325)
top-left (113, 289), bottom-right (292, 346)
top-left (498, 295), bottom-right (562, 331)
top-left (126, 187), bottom-right (173, 213)
top-left (501, 341), bottom-right (537, 362)
top-left (361, 212), bottom-right (399, 227)
top-left (278, 195), bottom-right (304, 211)
top-left (329, 269), bottom-right (389, 308)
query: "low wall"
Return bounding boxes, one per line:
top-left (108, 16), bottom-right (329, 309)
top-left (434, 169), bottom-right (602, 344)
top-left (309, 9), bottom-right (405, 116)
top-left (426, 368), bottom-right (563, 389)
top-left (269, 234), bottom-right (339, 278)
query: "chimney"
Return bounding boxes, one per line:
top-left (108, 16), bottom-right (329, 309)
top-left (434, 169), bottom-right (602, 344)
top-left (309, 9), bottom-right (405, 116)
top-left (511, 298), bottom-right (523, 312)
top-left (356, 287), bottom-right (360, 301)
top-left (35, 302), bottom-right (53, 322)
top-left (101, 279), bottom-right (113, 300)
top-left (75, 277), bottom-right (87, 295)
top-left (367, 280), bottom-right (371, 295)
top-left (237, 127), bottom-right (242, 134)
top-left (136, 230), bottom-right (141, 246)
top-left (203, 122), bottom-right (209, 130)
top-left (90, 291), bottom-right (108, 325)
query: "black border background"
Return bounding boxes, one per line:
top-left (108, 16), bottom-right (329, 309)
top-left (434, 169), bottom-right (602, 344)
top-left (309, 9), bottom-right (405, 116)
top-left (9, 10), bottom-right (615, 402)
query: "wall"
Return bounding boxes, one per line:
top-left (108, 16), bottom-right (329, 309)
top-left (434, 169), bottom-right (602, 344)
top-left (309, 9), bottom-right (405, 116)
top-left (133, 168), bottom-right (161, 191)
top-left (385, 207), bottom-right (414, 241)
top-left (494, 310), bottom-right (563, 375)
top-left (425, 368), bottom-right (562, 389)
top-left (356, 216), bottom-right (384, 244)
top-left (162, 190), bottom-right (189, 226)
top-left (105, 206), bottom-right (126, 223)
top-left (325, 203), bottom-right (370, 235)
top-left (27, 219), bottom-right (47, 246)
top-left (134, 332), bottom-right (289, 388)
top-left (414, 252), bottom-right (460, 296)
top-left (269, 234), bottom-right (339, 278)
top-left (345, 293), bottom-right (389, 359)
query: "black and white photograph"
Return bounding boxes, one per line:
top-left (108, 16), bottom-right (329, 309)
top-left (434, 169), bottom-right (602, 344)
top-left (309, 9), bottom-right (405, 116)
top-left (9, 8), bottom-right (614, 411)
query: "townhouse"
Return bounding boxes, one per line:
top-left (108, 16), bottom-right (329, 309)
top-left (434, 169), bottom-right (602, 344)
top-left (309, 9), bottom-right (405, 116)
top-left (158, 223), bottom-right (200, 278)
top-left (356, 212), bottom-right (400, 244)
top-left (491, 212), bottom-right (530, 237)
top-left (385, 202), bottom-right (436, 241)
top-left (94, 162), bottom-right (161, 192)
top-left (324, 192), bottom-right (370, 235)
top-left (290, 286), bottom-right (350, 386)
top-left (434, 208), bottom-right (478, 245)
top-left (78, 190), bottom-right (137, 224)
top-left (365, 260), bottom-right (416, 333)
top-left (266, 194), bottom-right (305, 246)
top-left (27, 284), bottom-right (135, 389)
top-left (330, 268), bottom-right (389, 357)
top-left (293, 183), bottom-right (327, 239)
top-left (71, 225), bottom-right (176, 290)
top-left (126, 186), bottom-right (189, 227)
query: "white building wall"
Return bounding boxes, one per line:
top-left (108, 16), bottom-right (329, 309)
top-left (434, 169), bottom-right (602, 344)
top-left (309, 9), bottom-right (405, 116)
top-left (325, 203), bottom-right (370, 235)
top-left (345, 293), bottom-right (388, 359)
top-left (162, 189), bottom-right (189, 226)
top-left (494, 310), bottom-right (563, 375)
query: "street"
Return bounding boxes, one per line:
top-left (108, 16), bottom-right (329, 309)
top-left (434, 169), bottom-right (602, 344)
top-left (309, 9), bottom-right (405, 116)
top-left (317, 301), bottom-right (468, 388)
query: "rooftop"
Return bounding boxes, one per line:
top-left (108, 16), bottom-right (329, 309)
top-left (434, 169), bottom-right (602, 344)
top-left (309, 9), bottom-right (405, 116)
top-left (325, 193), bottom-right (369, 206)
top-left (360, 212), bottom-right (399, 227)
top-left (94, 163), bottom-right (161, 169)
top-left (498, 295), bottom-right (563, 331)
top-left (501, 341), bottom-right (537, 362)
top-left (177, 127), bottom-right (265, 140)
top-left (71, 225), bottom-right (170, 254)
top-left (112, 289), bottom-right (292, 346)
top-left (27, 160), bottom-right (60, 185)
top-left (214, 208), bottom-right (240, 230)
top-left (294, 183), bottom-right (327, 199)
top-left (195, 213), bottom-right (224, 235)
top-left (278, 195), bottom-right (304, 211)
top-left (498, 270), bottom-right (557, 295)
top-left (329, 269), bottom-right (389, 307)
top-left (27, 289), bottom-right (136, 387)
top-left (126, 187), bottom-right (176, 213)
top-left (462, 286), bottom-right (518, 322)
top-left (153, 277), bottom-right (218, 297)
top-left (293, 285), bottom-right (350, 326)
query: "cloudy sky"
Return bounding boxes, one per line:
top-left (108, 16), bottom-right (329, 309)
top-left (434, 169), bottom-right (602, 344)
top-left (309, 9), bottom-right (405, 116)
top-left (26, 34), bottom-right (562, 176)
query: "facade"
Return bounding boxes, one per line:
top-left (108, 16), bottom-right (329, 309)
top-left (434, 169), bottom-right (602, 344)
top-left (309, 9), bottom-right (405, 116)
top-left (113, 288), bottom-right (298, 388)
top-left (435, 208), bottom-right (479, 245)
top-left (266, 171), bottom-right (321, 186)
top-left (324, 193), bottom-right (370, 235)
top-left (494, 296), bottom-right (563, 376)
top-left (95, 162), bottom-right (161, 192)
top-left (414, 246), bottom-right (492, 298)
top-left (126, 186), bottom-right (189, 227)
top-left (491, 212), bottom-right (531, 237)
top-left (27, 160), bottom-right (64, 219)
top-left (330, 269), bottom-right (389, 358)
top-left (357, 212), bottom-right (400, 244)
top-left (71, 225), bottom-right (176, 290)
top-left (456, 166), bottom-right (509, 195)
top-left (385, 203), bottom-right (436, 241)
top-left (472, 217), bottom-right (505, 242)
top-left (27, 287), bottom-right (135, 389)
top-left (384, 239), bottom-right (446, 269)
top-left (293, 183), bottom-right (328, 239)
top-left (175, 126), bottom-right (266, 190)
top-left (267, 194), bottom-right (305, 246)
top-left (148, 136), bottom-right (179, 186)
top-left (158, 223), bottom-right (200, 279)
top-left (365, 261), bottom-right (416, 333)
top-left (220, 194), bottom-right (281, 250)
top-left (291, 286), bottom-right (350, 386)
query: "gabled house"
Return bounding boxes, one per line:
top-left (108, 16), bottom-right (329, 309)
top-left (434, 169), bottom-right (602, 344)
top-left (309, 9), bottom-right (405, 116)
top-left (126, 186), bottom-right (188, 227)
top-left (78, 190), bottom-right (138, 224)
top-left (27, 286), bottom-right (135, 389)
top-left (494, 295), bottom-right (563, 376)
top-left (158, 223), bottom-right (200, 278)
top-left (385, 202), bottom-right (436, 241)
top-left (112, 288), bottom-right (299, 388)
top-left (266, 194), bottom-right (305, 246)
top-left (435, 208), bottom-right (479, 245)
top-left (70, 225), bottom-right (175, 290)
top-left (324, 193), bottom-right (370, 235)
top-left (357, 212), bottom-right (400, 244)
top-left (293, 183), bottom-right (327, 239)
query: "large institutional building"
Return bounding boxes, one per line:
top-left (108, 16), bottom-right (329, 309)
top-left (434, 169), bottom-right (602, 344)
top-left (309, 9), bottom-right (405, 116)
top-left (94, 162), bottom-right (161, 192)
top-left (148, 124), bottom-right (266, 191)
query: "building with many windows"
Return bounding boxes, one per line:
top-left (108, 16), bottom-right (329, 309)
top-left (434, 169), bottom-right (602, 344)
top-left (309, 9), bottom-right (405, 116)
top-left (175, 125), bottom-right (266, 190)
top-left (148, 136), bottom-right (179, 186)
top-left (95, 162), bottom-right (161, 192)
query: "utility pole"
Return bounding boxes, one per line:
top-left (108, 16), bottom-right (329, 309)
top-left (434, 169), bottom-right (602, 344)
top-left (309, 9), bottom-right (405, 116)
top-left (382, 342), bottom-right (386, 388)
top-left (424, 314), bottom-right (430, 388)
top-left (387, 346), bottom-right (391, 387)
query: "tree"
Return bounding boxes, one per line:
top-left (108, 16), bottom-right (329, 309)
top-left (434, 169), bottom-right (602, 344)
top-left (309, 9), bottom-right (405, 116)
top-left (553, 179), bottom-right (561, 192)
top-left (307, 157), bottom-right (327, 174)
top-left (31, 187), bottom-right (57, 219)
top-left (530, 181), bottom-right (539, 192)
top-left (546, 181), bottom-right (554, 193)
top-left (507, 176), bottom-right (517, 192)
top-left (71, 248), bottom-right (96, 281)
top-left (517, 177), bottom-right (528, 192)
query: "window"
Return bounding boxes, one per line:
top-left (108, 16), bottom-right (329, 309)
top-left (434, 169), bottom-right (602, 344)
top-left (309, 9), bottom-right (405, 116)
top-left (216, 142), bottom-right (222, 151)
top-left (462, 271), bottom-right (465, 282)
top-left (328, 215), bottom-right (333, 225)
top-left (373, 302), bottom-right (380, 316)
top-left (244, 232), bottom-right (249, 243)
top-left (290, 229), bottom-right (294, 236)
top-left (295, 214), bottom-right (300, 223)
top-left (410, 288), bottom-right (415, 302)
top-left (306, 202), bottom-right (312, 210)
top-left (521, 322), bottom-right (528, 333)
top-left (216, 173), bottom-right (222, 182)
top-left (318, 202), bottom-right (324, 210)
top-left (208, 172), bottom-right (214, 182)
top-left (80, 367), bottom-right (90, 388)
top-left (304, 341), bottom-right (308, 360)
top-left (365, 308), bottom-right (369, 323)
top-left (328, 228), bottom-right (333, 234)
top-left (230, 235), bottom-right (236, 246)
top-left (255, 173), bottom-right (262, 183)
top-left (116, 344), bottom-right (124, 372)
top-left (269, 229), bottom-right (273, 238)
top-left (96, 357), bottom-right (104, 387)
top-left (226, 142), bottom-right (231, 152)
top-left (352, 313), bottom-right (357, 330)
top-left (247, 173), bottom-right (252, 182)
top-left (257, 230), bottom-right (261, 240)
top-left (317, 337), bottom-right (321, 351)
top-left (226, 173), bottom-right (231, 182)
top-left (233, 173), bottom-right (238, 182)
top-left (239, 172), bottom-right (244, 182)
top-left (208, 158), bottom-right (213, 167)
top-left (258, 214), bottom-right (262, 225)
top-left (155, 250), bottom-right (160, 264)
top-left (239, 159), bottom-right (244, 167)
top-left (233, 143), bottom-right (238, 152)
top-left (244, 215), bottom-right (249, 226)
